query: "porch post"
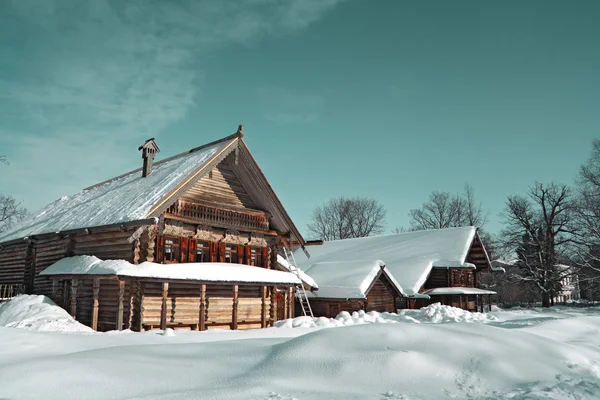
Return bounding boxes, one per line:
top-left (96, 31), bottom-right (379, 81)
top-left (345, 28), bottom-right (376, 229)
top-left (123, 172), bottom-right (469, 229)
top-left (287, 286), bottom-right (294, 318)
top-left (70, 278), bottom-right (78, 318)
top-left (160, 282), bottom-right (168, 330)
top-left (488, 294), bottom-right (492, 312)
top-left (198, 284), bottom-right (206, 331)
top-left (232, 285), bottom-right (239, 330)
top-left (117, 280), bottom-right (126, 331)
top-left (261, 286), bottom-right (267, 328)
top-left (91, 278), bottom-right (100, 331)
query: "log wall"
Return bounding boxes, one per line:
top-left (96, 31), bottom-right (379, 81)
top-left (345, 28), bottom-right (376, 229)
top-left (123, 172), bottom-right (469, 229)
top-left (308, 299), bottom-right (365, 318)
top-left (71, 230), bottom-right (135, 262)
top-left (0, 242), bottom-right (29, 286)
top-left (365, 278), bottom-right (397, 313)
top-left (33, 237), bottom-right (70, 297)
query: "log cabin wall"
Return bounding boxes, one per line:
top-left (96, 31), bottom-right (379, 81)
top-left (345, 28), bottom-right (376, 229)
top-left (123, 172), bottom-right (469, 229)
top-left (424, 268), bottom-right (449, 289)
top-left (33, 236), bottom-right (70, 298)
top-left (0, 241), bottom-right (29, 287)
top-left (71, 230), bottom-right (136, 262)
top-left (365, 276), bottom-right (398, 313)
top-left (307, 299), bottom-right (365, 318)
top-left (139, 282), bottom-right (275, 331)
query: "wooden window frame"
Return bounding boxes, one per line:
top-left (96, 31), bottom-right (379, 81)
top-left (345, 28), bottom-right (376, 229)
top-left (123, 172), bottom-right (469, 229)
top-left (163, 236), bottom-right (181, 264)
top-left (195, 240), bottom-right (211, 263)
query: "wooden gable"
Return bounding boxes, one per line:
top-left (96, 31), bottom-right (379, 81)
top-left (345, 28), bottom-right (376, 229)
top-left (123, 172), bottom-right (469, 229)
top-left (182, 155), bottom-right (258, 210)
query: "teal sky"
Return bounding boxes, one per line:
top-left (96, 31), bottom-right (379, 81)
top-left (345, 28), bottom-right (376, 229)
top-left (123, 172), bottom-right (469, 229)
top-left (1, 0), bottom-right (599, 238)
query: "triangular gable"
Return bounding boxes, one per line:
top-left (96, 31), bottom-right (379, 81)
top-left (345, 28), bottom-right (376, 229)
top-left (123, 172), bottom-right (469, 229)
top-left (182, 155), bottom-right (258, 210)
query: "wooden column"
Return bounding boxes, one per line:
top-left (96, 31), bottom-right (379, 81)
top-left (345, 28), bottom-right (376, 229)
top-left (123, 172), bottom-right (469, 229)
top-left (287, 286), bottom-right (294, 318)
top-left (488, 294), bottom-right (492, 312)
top-left (459, 295), bottom-right (463, 310)
top-left (116, 280), bottom-right (126, 331)
top-left (198, 284), bottom-right (206, 331)
top-left (232, 285), bottom-right (239, 330)
top-left (137, 282), bottom-right (144, 332)
top-left (52, 279), bottom-right (58, 301)
top-left (91, 278), bottom-right (100, 331)
top-left (270, 286), bottom-right (277, 323)
top-left (160, 282), bottom-right (169, 330)
top-left (70, 278), bottom-right (78, 318)
top-left (261, 286), bottom-right (267, 328)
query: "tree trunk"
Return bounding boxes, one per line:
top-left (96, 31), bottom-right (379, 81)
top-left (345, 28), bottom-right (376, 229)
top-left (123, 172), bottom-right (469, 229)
top-left (542, 291), bottom-right (551, 308)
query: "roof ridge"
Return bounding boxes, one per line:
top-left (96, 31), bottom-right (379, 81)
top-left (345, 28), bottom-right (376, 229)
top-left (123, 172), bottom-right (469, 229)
top-left (319, 226), bottom-right (476, 244)
top-left (84, 132), bottom-right (242, 191)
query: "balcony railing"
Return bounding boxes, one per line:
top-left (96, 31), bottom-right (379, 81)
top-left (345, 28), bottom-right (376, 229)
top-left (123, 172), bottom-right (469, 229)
top-left (166, 200), bottom-right (270, 231)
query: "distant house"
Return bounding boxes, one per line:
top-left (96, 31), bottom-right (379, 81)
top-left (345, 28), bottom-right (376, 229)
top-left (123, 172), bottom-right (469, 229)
top-left (285, 226), bottom-right (496, 317)
top-left (0, 128), bottom-right (306, 331)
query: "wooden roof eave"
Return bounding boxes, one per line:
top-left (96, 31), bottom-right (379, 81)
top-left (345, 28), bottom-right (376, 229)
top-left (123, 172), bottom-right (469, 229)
top-left (235, 140), bottom-right (306, 247)
top-left (0, 218), bottom-right (158, 247)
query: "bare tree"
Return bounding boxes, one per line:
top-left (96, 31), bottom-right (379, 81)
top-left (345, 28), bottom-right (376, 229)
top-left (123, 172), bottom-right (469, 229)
top-left (307, 197), bottom-right (386, 240)
top-left (501, 182), bottom-right (576, 307)
top-left (0, 156), bottom-right (28, 233)
top-left (408, 184), bottom-right (488, 230)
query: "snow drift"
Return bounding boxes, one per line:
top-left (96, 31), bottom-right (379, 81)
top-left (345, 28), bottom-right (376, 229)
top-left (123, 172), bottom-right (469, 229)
top-left (274, 303), bottom-right (497, 328)
top-left (0, 295), bottom-right (92, 333)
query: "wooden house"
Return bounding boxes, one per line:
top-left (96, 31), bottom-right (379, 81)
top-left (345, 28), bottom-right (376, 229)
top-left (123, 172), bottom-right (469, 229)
top-left (0, 127), bottom-right (306, 331)
top-left (289, 226), bottom-right (496, 317)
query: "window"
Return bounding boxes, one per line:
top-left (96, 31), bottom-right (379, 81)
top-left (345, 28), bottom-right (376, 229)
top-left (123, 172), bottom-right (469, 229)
top-left (224, 244), bottom-right (238, 263)
top-left (195, 241), bottom-right (210, 263)
top-left (249, 247), bottom-right (262, 266)
top-left (164, 237), bottom-right (180, 263)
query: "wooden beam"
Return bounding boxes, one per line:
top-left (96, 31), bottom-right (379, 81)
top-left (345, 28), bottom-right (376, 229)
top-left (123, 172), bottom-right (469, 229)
top-left (261, 286), bottom-right (267, 328)
top-left (488, 294), bottom-right (492, 312)
top-left (52, 278), bottom-right (58, 300)
top-left (70, 278), bottom-right (78, 319)
top-left (138, 282), bottom-right (145, 332)
top-left (91, 278), bottom-right (100, 331)
top-left (198, 284), bottom-right (206, 331)
top-left (117, 280), bottom-right (125, 331)
top-left (287, 286), bottom-right (294, 318)
top-left (160, 282), bottom-right (169, 330)
top-left (232, 285), bottom-right (239, 330)
top-left (270, 286), bottom-right (277, 322)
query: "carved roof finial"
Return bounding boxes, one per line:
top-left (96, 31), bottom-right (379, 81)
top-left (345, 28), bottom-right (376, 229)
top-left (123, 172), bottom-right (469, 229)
top-left (236, 125), bottom-right (244, 137)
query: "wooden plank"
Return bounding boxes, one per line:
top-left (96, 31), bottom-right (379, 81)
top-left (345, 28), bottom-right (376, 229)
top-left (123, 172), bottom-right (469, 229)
top-left (91, 278), bottom-right (100, 330)
top-left (160, 282), bottom-right (169, 330)
top-left (261, 286), bottom-right (267, 328)
top-left (70, 278), bottom-right (78, 318)
top-left (232, 285), bottom-right (239, 330)
top-left (117, 280), bottom-right (125, 331)
top-left (199, 284), bottom-right (206, 331)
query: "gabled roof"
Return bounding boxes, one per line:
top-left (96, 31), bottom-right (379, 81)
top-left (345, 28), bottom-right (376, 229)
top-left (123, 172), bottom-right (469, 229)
top-left (293, 226), bottom-right (482, 296)
top-left (0, 131), bottom-right (304, 245)
top-left (302, 259), bottom-right (405, 300)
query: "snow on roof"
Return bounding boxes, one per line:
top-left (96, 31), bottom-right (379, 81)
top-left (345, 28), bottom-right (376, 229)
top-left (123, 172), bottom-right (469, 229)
top-left (301, 259), bottom-right (405, 300)
top-left (40, 255), bottom-right (301, 285)
top-left (422, 287), bottom-right (497, 296)
top-left (276, 255), bottom-right (319, 289)
top-left (0, 138), bottom-right (236, 243)
top-left (293, 227), bottom-right (478, 296)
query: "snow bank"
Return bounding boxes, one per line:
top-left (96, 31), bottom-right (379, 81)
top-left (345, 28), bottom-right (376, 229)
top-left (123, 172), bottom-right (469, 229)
top-left (0, 295), bottom-right (93, 333)
top-left (274, 303), bottom-right (496, 328)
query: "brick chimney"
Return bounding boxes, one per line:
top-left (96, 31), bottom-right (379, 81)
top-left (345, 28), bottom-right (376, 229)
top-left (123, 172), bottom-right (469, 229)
top-left (138, 138), bottom-right (160, 177)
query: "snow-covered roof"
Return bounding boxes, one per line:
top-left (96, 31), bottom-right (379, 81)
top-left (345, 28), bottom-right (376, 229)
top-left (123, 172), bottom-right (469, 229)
top-left (0, 137), bottom-right (237, 243)
top-left (300, 259), bottom-right (403, 300)
top-left (41, 255), bottom-right (301, 285)
top-left (422, 287), bottom-right (497, 296)
top-left (293, 227), bottom-right (479, 296)
top-left (276, 255), bottom-right (319, 289)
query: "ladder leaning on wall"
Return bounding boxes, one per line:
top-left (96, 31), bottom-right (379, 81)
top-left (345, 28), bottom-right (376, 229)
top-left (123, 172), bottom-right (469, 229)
top-left (282, 248), bottom-right (314, 318)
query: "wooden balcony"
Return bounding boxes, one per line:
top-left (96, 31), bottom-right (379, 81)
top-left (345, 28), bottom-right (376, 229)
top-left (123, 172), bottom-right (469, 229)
top-left (165, 200), bottom-right (270, 232)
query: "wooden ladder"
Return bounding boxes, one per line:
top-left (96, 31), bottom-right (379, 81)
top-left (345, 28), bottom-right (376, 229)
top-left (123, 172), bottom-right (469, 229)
top-left (283, 248), bottom-right (314, 318)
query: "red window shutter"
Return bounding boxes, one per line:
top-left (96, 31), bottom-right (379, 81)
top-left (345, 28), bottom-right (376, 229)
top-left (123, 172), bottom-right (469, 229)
top-left (218, 242), bottom-right (226, 262)
top-left (245, 245), bottom-right (252, 265)
top-left (188, 239), bottom-right (197, 262)
top-left (210, 242), bottom-right (218, 262)
top-left (181, 238), bottom-right (189, 263)
top-left (156, 236), bottom-right (165, 263)
top-left (262, 247), bottom-right (269, 268)
top-left (237, 245), bottom-right (245, 264)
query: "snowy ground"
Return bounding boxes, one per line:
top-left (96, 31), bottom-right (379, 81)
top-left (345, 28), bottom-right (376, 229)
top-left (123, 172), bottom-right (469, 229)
top-left (1, 296), bottom-right (600, 399)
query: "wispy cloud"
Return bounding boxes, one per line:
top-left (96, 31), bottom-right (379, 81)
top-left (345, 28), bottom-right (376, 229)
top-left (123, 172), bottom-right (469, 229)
top-left (0, 0), bottom-right (345, 209)
top-left (259, 87), bottom-right (327, 124)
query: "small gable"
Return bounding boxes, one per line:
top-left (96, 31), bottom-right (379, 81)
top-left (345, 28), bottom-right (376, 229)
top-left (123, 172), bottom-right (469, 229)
top-left (366, 273), bottom-right (402, 313)
top-left (183, 156), bottom-right (258, 210)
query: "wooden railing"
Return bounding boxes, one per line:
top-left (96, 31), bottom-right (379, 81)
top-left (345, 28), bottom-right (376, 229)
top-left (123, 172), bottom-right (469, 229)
top-left (0, 284), bottom-right (23, 303)
top-left (166, 200), bottom-right (270, 231)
